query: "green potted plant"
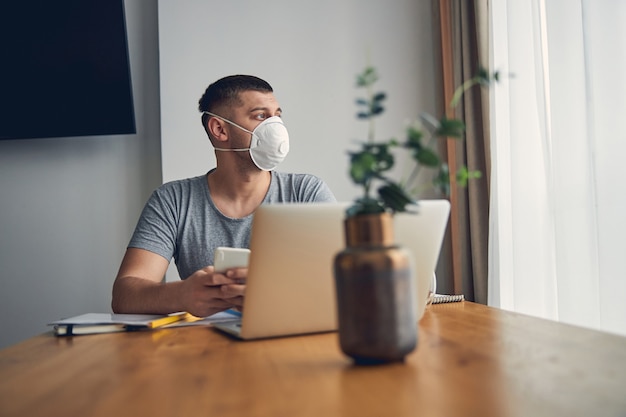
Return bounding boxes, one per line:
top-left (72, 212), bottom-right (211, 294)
top-left (347, 66), bottom-right (496, 215)
top-left (333, 66), bottom-right (497, 365)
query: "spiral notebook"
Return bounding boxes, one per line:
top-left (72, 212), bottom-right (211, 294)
top-left (431, 293), bottom-right (465, 304)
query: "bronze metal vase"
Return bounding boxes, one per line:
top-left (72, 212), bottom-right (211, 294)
top-left (333, 212), bottom-right (417, 365)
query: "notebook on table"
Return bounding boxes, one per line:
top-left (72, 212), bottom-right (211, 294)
top-left (213, 200), bottom-right (450, 340)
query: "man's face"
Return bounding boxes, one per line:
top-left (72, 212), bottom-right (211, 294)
top-left (226, 91), bottom-right (282, 145)
top-left (208, 90), bottom-right (285, 170)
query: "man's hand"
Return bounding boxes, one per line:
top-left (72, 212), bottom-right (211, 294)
top-left (180, 266), bottom-right (247, 317)
top-left (112, 248), bottom-right (247, 316)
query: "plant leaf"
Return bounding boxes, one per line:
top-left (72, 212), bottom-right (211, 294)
top-left (436, 117), bottom-right (466, 138)
top-left (406, 126), bottom-right (424, 149)
top-left (373, 92), bottom-right (387, 102)
top-left (365, 143), bottom-right (395, 172)
top-left (356, 67), bottom-right (378, 87)
top-left (346, 197), bottom-right (386, 216)
top-left (414, 147), bottom-right (440, 167)
top-left (456, 166), bottom-right (482, 186)
top-left (370, 104), bottom-right (385, 115)
top-left (378, 183), bottom-right (415, 213)
top-left (349, 152), bottom-right (377, 184)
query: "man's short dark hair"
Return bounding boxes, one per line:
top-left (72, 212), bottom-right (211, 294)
top-left (198, 75), bottom-right (273, 128)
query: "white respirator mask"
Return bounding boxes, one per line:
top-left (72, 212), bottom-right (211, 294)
top-left (203, 111), bottom-right (290, 171)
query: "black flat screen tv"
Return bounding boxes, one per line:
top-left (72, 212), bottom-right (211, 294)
top-left (0, 0), bottom-right (136, 140)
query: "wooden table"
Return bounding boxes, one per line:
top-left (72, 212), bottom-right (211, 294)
top-left (1, 302), bottom-right (625, 417)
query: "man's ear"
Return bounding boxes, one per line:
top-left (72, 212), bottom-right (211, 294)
top-left (207, 117), bottom-right (229, 143)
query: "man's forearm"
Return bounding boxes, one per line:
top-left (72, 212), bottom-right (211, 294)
top-left (111, 276), bottom-right (184, 314)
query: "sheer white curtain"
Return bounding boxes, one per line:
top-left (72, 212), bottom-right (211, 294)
top-left (488, 0), bottom-right (626, 336)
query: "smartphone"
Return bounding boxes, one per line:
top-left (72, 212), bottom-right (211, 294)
top-left (213, 247), bottom-right (251, 273)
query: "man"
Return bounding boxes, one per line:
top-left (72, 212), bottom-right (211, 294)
top-left (112, 75), bottom-right (336, 317)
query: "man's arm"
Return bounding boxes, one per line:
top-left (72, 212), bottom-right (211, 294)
top-left (112, 248), bottom-right (245, 317)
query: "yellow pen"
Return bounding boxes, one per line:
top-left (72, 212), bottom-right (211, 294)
top-left (146, 312), bottom-right (188, 329)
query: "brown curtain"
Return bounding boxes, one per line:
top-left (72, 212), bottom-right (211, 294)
top-left (432, 0), bottom-right (490, 304)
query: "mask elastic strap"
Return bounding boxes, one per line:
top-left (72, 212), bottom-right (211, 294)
top-left (214, 147), bottom-right (249, 152)
top-left (203, 111), bottom-right (253, 134)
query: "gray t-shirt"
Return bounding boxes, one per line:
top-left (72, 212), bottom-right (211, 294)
top-left (128, 171), bottom-right (336, 279)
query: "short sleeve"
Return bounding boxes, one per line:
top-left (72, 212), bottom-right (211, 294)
top-left (127, 187), bottom-right (179, 261)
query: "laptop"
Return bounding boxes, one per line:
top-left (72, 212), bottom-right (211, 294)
top-left (212, 200), bottom-right (450, 340)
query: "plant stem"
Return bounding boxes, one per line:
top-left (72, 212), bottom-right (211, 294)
top-left (449, 77), bottom-right (480, 111)
top-left (367, 83), bottom-right (375, 144)
top-left (404, 132), bottom-right (438, 193)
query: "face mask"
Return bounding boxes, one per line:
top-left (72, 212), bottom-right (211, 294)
top-left (203, 111), bottom-right (290, 171)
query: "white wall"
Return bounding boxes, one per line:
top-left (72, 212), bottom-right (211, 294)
top-left (158, 0), bottom-right (439, 201)
top-left (0, 1), bottom-right (162, 349)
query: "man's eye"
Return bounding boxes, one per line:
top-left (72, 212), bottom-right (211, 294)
top-left (255, 113), bottom-right (266, 120)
